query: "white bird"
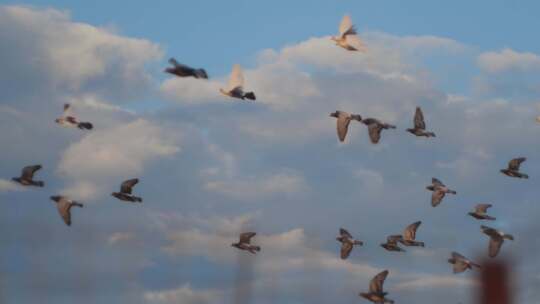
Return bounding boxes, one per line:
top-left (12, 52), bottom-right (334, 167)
top-left (219, 64), bottom-right (256, 101)
top-left (331, 15), bottom-right (367, 52)
top-left (55, 104), bottom-right (93, 130)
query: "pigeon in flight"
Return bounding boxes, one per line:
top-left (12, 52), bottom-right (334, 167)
top-left (394, 221), bottom-right (425, 247)
top-left (55, 104), bottom-right (93, 130)
top-left (231, 232), bottom-right (261, 254)
top-left (165, 58), bottom-right (208, 79)
top-left (359, 270), bottom-right (395, 304)
top-left (336, 228), bottom-right (364, 259)
top-left (500, 157), bottom-right (528, 179)
top-left (112, 178), bottom-right (142, 203)
top-left (448, 252), bottom-right (481, 274)
top-left (380, 235), bottom-right (406, 252)
top-left (50, 195), bottom-right (84, 226)
top-left (331, 15), bottom-right (367, 52)
top-left (481, 225), bottom-right (514, 258)
top-left (426, 178), bottom-right (457, 207)
top-left (329, 111), bottom-right (362, 142)
top-left (220, 64), bottom-right (256, 101)
top-left (468, 204), bottom-right (496, 221)
top-left (361, 118), bottom-right (396, 144)
top-left (406, 107), bottom-right (436, 138)
top-left (12, 165), bottom-right (44, 187)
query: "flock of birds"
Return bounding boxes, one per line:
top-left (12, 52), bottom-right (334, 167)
top-left (7, 14), bottom-right (535, 304)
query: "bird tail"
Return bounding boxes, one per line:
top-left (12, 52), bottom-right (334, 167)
top-left (418, 241), bottom-right (425, 247)
top-left (353, 240), bottom-right (364, 246)
top-left (253, 246), bottom-right (261, 252)
top-left (427, 132), bottom-right (436, 137)
top-left (351, 114), bottom-right (362, 122)
top-left (503, 234), bottom-right (514, 241)
top-left (244, 92), bottom-right (256, 100)
top-left (448, 190), bottom-right (457, 195)
top-left (72, 202), bottom-right (84, 208)
top-left (134, 196), bottom-right (143, 203)
top-left (385, 124), bottom-right (397, 129)
top-left (78, 122), bottom-right (93, 130)
top-left (33, 181), bottom-right (44, 187)
top-left (521, 173), bottom-right (529, 179)
top-left (194, 69), bottom-right (208, 79)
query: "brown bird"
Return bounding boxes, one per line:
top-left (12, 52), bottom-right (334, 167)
top-left (361, 118), bottom-right (396, 144)
top-left (164, 58), bottom-right (208, 79)
top-left (359, 270), bottom-right (395, 304)
top-left (447, 251), bottom-right (481, 274)
top-left (336, 228), bottom-right (364, 259)
top-left (12, 165), bottom-right (44, 187)
top-left (500, 157), bottom-right (528, 179)
top-left (55, 104), bottom-right (93, 130)
top-left (331, 15), bottom-right (367, 52)
top-left (220, 64), bottom-right (256, 101)
top-left (112, 178), bottom-right (142, 203)
top-left (394, 221), bottom-right (425, 247)
top-left (380, 235), bottom-right (406, 252)
top-left (468, 204), bottom-right (496, 221)
top-left (406, 107), bottom-right (435, 137)
top-left (49, 195), bottom-right (83, 226)
top-left (231, 232), bottom-right (261, 254)
top-left (426, 178), bottom-right (457, 207)
top-left (481, 225), bottom-right (514, 258)
top-left (329, 111), bottom-right (362, 142)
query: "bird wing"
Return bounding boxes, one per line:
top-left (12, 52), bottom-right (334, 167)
top-left (168, 57), bottom-right (181, 67)
top-left (414, 107), bottom-right (426, 130)
top-left (239, 232), bottom-right (256, 244)
top-left (21, 165), bottom-right (41, 180)
top-left (508, 157), bottom-right (526, 171)
top-left (451, 251), bottom-right (466, 261)
top-left (403, 221), bottom-right (421, 241)
top-left (340, 241), bottom-right (353, 259)
top-left (228, 64), bottom-right (245, 91)
top-left (120, 178), bottom-right (139, 194)
top-left (475, 204), bottom-right (492, 214)
top-left (62, 103), bottom-right (74, 118)
top-left (387, 235), bottom-right (401, 244)
top-left (367, 123), bottom-right (382, 144)
top-left (56, 197), bottom-right (72, 226)
top-left (431, 190), bottom-right (446, 207)
top-left (336, 113), bottom-right (351, 142)
top-left (453, 260), bottom-right (469, 274)
top-left (369, 270), bottom-right (389, 294)
top-left (340, 228), bottom-right (353, 239)
top-left (488, 237), bottom-right (503, 258)
top-left (345, 35), bottom-right (366, 51)
top-left (339, 15), bottom-right (355, 37)
top-left (432, 178), bottom-right (445, 187)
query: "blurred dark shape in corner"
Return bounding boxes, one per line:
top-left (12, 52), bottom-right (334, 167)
top-left (478, 258), bottom-right (513, 304)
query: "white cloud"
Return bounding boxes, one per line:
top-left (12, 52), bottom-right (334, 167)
top-left (0, 179), bottom-right (24, 192)
top-left (394, 274), bottom-right (477, 291)
top-left (144, 284), bottom-right (222, 304)
top-left (478, 48), bottom-right (540, 73)
top-left (108, 232), bottom-right (135, 245)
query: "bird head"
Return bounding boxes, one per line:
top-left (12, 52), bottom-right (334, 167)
top-left (55, 118), bottom-right (60, 123)
top-left (329, 111), bottom-right (339, 118)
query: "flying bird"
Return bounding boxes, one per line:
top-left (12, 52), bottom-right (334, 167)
top-left (164, 58), bottom-right (208, 79)
top-left (220, 64), bottom-right (256, 101)
top-left (231, 232), bottom-right (261, 254)
top-left (359, 270), bottom-right (395, 304)
top-left (500, 157), bottom-right (528, 179)
top-left (329, 111), bottom-right (362, 142)
top-left (380, 235), bottom-right (406, 252)
top-left (112, 178), bottom-right (143, 203)
top-left (12, 165), bottom-right (44, 187)
top-left (55, 104), bottom-right (93, 130)
top-left (50, 195), bottom-right (83, 226)
top-left (361, 118), bottom-right (396, 144)
top-left (448, 252), bottom-right (481, 274)
top-left (336, 228), bottom-right (364, 259)
top-left (468, 204), bottom-right (496, 221)
top-left (406, 107), bottom-right (436, 137)
top-left (331, 15), bottom-right (367, 52)
top-left (481, 225), bottom-right (514, 258)
top-left (426, 178), bottom-right (457, 207)
top-left (394, 221), bottom-right (425, 247)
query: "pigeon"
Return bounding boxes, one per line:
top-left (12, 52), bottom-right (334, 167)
top-left (394, 221), bottom-right (425, 247)
top-left (481, 225), bottom-right (514, 258)
top-left (112, 178), bottom-right (142, 203)
top-left (426, 178), bottom-right (457, 207)
top-left (220, 64), bottom-right (256, 101)
top-left (165, 58), bottom-right (208, 79)
top-left (329, 111), bottom-right (362, 142)
top-left (500, 157), bottom-right (528, 179)
top-left (448, 252), bottom-right (481, 274)
top-left (359, 270), bottom-right (395, 304)
top-left (12, 165), bottom-right (44, 187)
top-left (380, 235), bottom-right (406, 252)
top-left (336, 228), bottom-right (364, 259)
top-left (55, 104), bottom-right (93, 130)
top-left (331, 15), bottom-right (367, 52)
top-left (231, 232), bottom-right (261, 254)
top-left (406, 107), bottom-right (436, 137)
top-left (50, 195), bottom-right (83, 226)
top-left (468, 204), bottom-right (496, 221)
top-left (361, 118), bottom-right (396, 144)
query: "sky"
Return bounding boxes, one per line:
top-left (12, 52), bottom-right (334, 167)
top-left (0, 1), bottom-right (539, 304)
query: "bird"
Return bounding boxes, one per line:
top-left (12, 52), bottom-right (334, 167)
top-left (164, 58), bottom-right (208, 79)
top-left (111, 178), bottom-right (143, 203)
top-left (231, 232), bottom-right (261, 254)
top-left (331, 15), bottom-right (367, 52)
top-left (500, 157), bottom-right (528, 179)
top-left (220, 64), bottom-right (256, 101)
top-left (359, 270), bottom-right (395, 304)
top-left (448, 251), bottom-right (481, 274)
top-left (536, 116), bottom-right (540, 123)
top-left (336, 228), bottom-right (364, 259)
top-left (329, 111), bottom-right (362, 142)
top-left (12, 165), bottom-right (44, 187)
top-left (49, 195), bottom-right (83, 226)
top-left (380, 235), bottom-right (406, 252)
top-left (55, 104), bottom-right (93, 130)
top-left (406, 107), bottom-right (436, 137)
top-left (481, 225), bottom-right (514, 258)
top-left (394, 221), bottom-right (425, 247)
top-left (426, 178), bottom-right (457, 207)
top-left (361, 118), bottom-right (396, 144)
top-left (468, 204), bottom-right (496, 221)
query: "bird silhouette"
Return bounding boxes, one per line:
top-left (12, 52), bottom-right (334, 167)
top-left (12, 165), bottom-right (44, 187)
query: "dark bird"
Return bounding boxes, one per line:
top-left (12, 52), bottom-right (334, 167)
top-left (394, 221), bottom-right (425, 247)
top-left (50, 195), bottom-right (83, 226)
top-left (55, 103), bottom-right (93, 130)
top-left (447, 251), bottom-right (481, 274)
top-left (500, 157), bottom-right (528, 179)
top-left (426, 178), bottom-right (457, 207)
top-left (481, 225), bottom-right (514, 258)
top-left (468, 204), bottom-right (496, 221)
top-left (112, 178), bottom-right (142, 203)
top-left (380, 235), bottom-right (406, 252)
top-left (406, 107), bottom-right (435, 137)
top-left (329, 111), bottom-right (362, 142)
top-left (361, 118), bottom-right (396, 144)
top-left (359, 270), bottom-right (395, 304)
top-left (12, 165), bottom-right (44, 187)
top-left (336, 228), bottom-right (364, 259)
top-left (220, 64), bottom-right (256, 101)
top-left (165, 58), bottom-right (208, 79)
top-left (231, 232), bottom-right (261, 254)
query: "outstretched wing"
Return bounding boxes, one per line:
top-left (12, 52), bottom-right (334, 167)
top-left (453, 260), bottom-right (469, 273)
top-left (339, 15), bottom-right (356, 37)
top-left (345, 35), bottom-right (367, 52)
top-left (488, 238), bottom-right (503, 258)
top-left (475, 204), bottom-right (492, 214)
top-left (62, 103), bottom-right (73, 117)
top-left (340, 242), bottom-right (353, 259)
top-left (367, 123), bottom-right (382, 144)
top-left (239, 232), bottom-right (256, 244)
top-left (451, 251), bottom-right (466, 261)
top-left (21, 165), bottom-right (41, 180)
top-left (369, 270), bottom-right (389, 294)
top-left (508, 157), bottom-right (526, 171)
top-left (336, 113), bottom-right (351, 142)
top-left (432, 178), bottom-right (445, 187)
top-left (340, 228), bottom-right (353, 239)
top-left (431, 190), bottom-right (446, 207)
top-left (56, 197), bottom-right (72, 226)
top-left (120, 178), bottom-right (139, 194)
top-left (228, 64), bottom-right (245, 91)
top-left (414, 107), bottom-right (426, 130)
top-left (403, 221), bottom-right (421, 241)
